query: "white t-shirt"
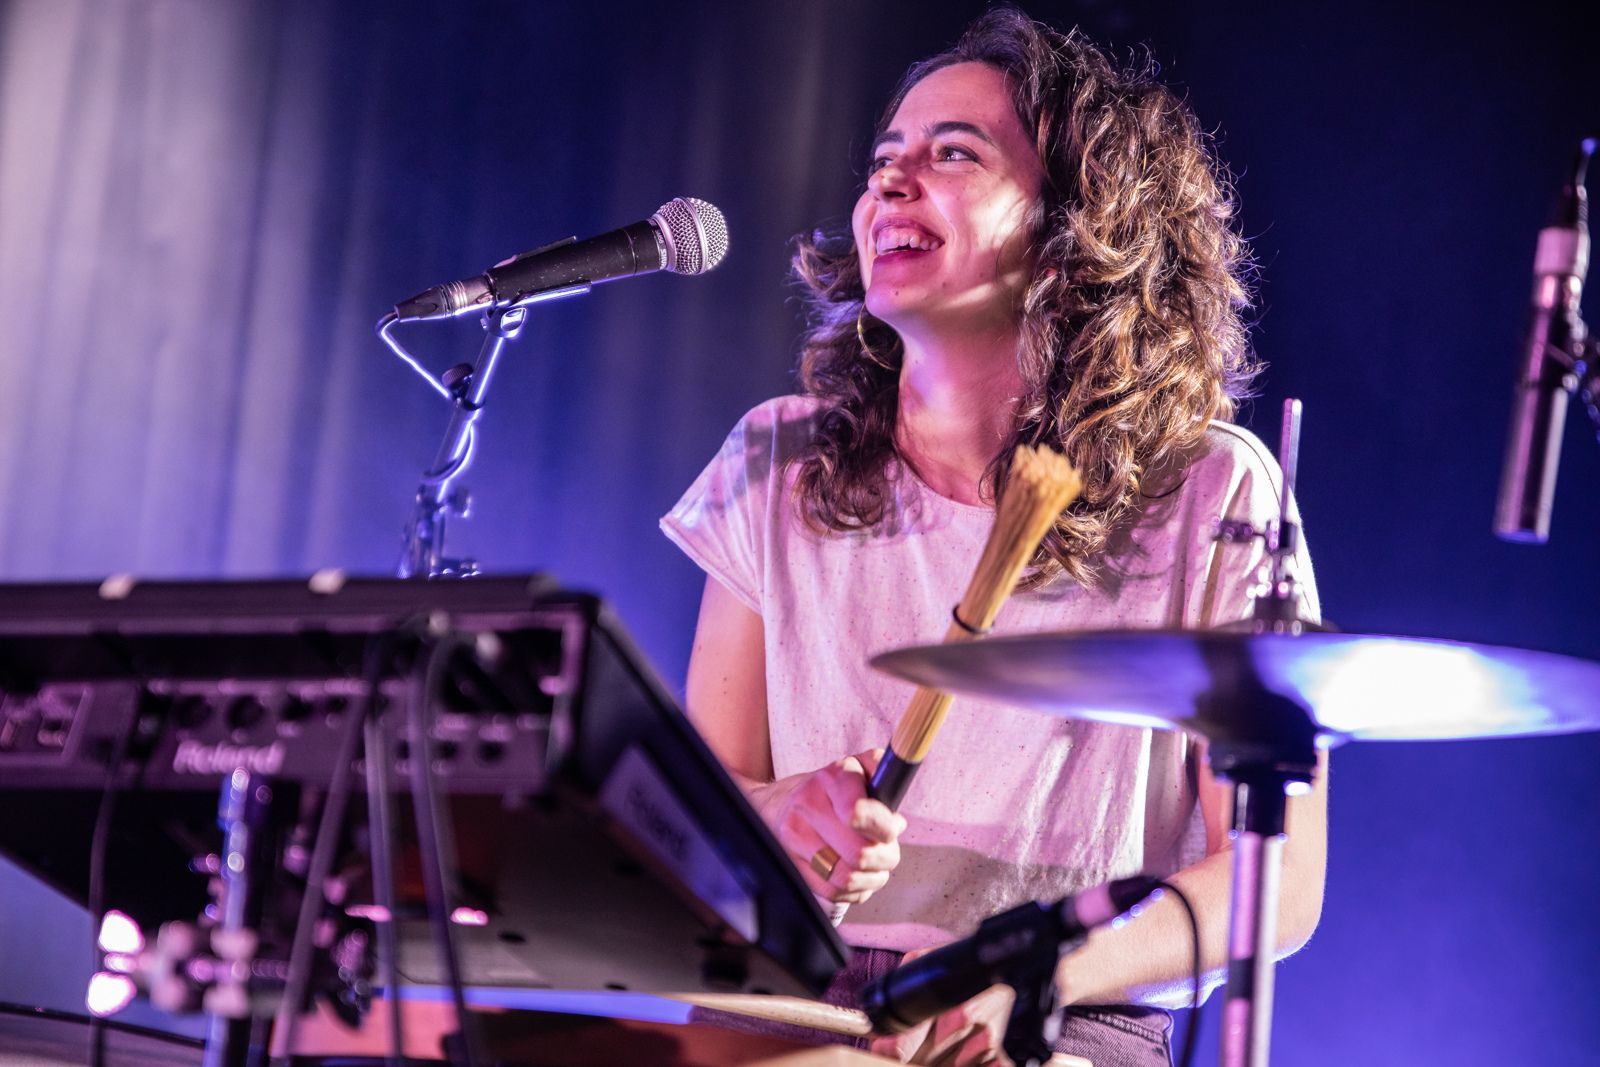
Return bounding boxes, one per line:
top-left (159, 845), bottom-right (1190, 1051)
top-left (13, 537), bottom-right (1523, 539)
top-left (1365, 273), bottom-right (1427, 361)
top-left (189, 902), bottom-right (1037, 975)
top-left (662, 394), bottom-right (1317, 951)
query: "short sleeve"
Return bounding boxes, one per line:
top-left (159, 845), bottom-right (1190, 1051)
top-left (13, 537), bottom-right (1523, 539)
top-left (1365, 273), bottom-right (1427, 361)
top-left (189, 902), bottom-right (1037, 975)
top-left (660, 397), bottom-right (816, 616)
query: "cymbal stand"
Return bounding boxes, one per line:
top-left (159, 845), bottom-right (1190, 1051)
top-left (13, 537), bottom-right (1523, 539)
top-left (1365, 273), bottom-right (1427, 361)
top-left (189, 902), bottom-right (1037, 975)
top-left (1208, 397), bottom-right (1322, 1066)
top-left (1196, 648), bottom-right (1320, 1067)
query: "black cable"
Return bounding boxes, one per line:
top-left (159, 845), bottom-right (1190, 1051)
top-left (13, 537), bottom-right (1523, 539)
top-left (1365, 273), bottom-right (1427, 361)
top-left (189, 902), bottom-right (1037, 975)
top-left (1156, 880), bottom-right (1202, 1067)
top-left (409, 628), bottom-right (482, 1067)
top-left (86, 691), bottom-right (147, 1067)
top-left (363, 709), bottom-right (405, 1067)
top-left (269, 632), bottom-right (409, 1067)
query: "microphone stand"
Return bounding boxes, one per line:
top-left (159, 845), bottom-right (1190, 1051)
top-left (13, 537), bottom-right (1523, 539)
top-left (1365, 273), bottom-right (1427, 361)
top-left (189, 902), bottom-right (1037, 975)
top-left (395, 284), bottom-right (590, 579)
top-left (361, 287), bottom-right (582, 1066)
top-left (1574, 336), bottom-right (1600, 444)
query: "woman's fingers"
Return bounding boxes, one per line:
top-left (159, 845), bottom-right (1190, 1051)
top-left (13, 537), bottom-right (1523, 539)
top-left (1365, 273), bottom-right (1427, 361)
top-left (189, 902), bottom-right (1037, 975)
top-left (767, 749), bottom-right (909, 902)
top-left (869, 1020), bottom-right (931, 1063)
top-left (852, 795), bottom-right (909, 845)
top-left (784, 817), bottom-right (893, 900)
top-left (873, 982), bottom-right (1014, 1067)
top-left (930, 1026), bottom-right (1008, 1067)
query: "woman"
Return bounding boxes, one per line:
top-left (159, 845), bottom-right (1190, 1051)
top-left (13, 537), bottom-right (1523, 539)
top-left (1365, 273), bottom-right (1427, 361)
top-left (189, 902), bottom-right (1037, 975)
top-left (662, 9), bottom-right (1326, 1065)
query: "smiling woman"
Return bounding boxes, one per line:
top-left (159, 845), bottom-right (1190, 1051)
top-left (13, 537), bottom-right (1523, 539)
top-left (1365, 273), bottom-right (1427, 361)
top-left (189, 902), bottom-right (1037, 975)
top-left (661, 8), bottom-right (1325, 1066)
top-left (854, 63), bottom-right (1046, 360)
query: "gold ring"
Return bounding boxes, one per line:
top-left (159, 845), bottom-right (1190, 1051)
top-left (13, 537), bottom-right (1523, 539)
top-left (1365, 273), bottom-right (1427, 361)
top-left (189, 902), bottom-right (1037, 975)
top-left (809, 844), bottom-right (840, 882)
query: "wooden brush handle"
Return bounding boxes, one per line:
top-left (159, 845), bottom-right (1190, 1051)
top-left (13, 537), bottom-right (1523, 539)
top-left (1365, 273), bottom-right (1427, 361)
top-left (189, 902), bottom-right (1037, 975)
top-left (828, 447), bottom-right (1080, 927)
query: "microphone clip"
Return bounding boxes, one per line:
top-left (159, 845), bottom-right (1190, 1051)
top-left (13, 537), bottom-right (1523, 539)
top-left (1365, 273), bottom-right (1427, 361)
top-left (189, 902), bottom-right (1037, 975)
top-left (1000, 946), bottom-right (1068, 1067)
top-left (1576, 334), bottom-right (1600, 446)
top-left (864, 877), bottom-right (1161, 1067)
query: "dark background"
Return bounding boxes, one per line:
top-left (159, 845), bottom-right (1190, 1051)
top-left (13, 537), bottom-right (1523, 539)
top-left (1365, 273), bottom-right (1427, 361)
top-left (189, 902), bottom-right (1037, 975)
top-left (0, 1), bottom-right (1596, 1063)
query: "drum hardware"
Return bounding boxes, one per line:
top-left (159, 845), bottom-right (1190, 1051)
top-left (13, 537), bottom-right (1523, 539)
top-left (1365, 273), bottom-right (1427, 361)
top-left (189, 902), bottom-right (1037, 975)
top-left (1204, 396), bottom-right (1316, 1067)
top-left (872, 628), bottom-right (1600, 1067)
top-left (91, 762), bottom-right (390, 1067)
top-left (870, 397), bottom-right (1598, 1067)
top-left (1212, 398), bottom-right (1314, 636)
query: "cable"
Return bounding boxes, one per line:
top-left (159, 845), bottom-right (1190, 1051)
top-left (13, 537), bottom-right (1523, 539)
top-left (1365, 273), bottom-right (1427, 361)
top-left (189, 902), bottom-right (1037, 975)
top-left (419, 424), bottom-right (476, 492)
top-left (269, 632), bottom-right (410, 1067)
top-left (1156, 880), bottom-right (1202, 1067)
top-left (363, 709), bottom-right (405, 1067)
top-left (86, 692), bottom-right (147, 1067)
top-left (408, 627), bottom-right (482, 1067)
top-left (377, 312), bottom-right (453, 401)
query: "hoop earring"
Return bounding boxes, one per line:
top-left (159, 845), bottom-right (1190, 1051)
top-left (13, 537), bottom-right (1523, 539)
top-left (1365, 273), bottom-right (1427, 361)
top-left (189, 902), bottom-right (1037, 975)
top-left (856, 305), bottom-right (893, 369)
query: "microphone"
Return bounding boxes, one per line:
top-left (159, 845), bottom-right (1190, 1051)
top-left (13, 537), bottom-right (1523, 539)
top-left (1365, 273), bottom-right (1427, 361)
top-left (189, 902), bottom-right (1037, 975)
top-left (1494, 139), bottom-right (1594, 543)
top-left (862, 876), bottom-right (1161, 1035)
top-left (394, 197), bottom-right (729, 321)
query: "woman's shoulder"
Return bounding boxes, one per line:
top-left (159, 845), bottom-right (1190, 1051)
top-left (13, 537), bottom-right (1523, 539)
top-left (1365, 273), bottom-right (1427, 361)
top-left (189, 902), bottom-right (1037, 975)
top-left (732, 393), bottom-right (825, 432)
top-left (1195, 420), bottom-right (1283, 482)
top-left (1156, 420), bottom-right (1286, 501)
top-left (1124, 420), bottom-right (1292, 543)
top-left (721, 393), bottom-right (825, 467)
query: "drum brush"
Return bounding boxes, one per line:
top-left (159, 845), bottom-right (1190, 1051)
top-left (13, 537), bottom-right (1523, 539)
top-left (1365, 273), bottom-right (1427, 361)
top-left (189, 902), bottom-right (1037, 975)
top-left (828, 445), bottom-right (1081, 921)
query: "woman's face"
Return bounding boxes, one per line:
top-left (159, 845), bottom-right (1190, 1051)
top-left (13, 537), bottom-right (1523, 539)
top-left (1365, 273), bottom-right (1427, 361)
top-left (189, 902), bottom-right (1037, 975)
top-left (853, 62), bottom-right (1045, 342)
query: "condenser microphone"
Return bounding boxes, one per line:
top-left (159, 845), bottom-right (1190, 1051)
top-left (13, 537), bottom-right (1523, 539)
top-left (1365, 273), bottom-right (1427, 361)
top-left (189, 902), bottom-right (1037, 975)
top-left (1494, 139), bottom-right (1594, 543)
top-left (862, 876), bottom-right (1161, 1036)
top-left (394, 197), bottom-right (729, 321)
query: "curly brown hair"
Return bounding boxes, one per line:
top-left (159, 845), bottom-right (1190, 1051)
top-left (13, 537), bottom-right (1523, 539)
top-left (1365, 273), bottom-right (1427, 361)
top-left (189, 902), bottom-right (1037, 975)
top-left (790, 7), bottom-right (1258, 587)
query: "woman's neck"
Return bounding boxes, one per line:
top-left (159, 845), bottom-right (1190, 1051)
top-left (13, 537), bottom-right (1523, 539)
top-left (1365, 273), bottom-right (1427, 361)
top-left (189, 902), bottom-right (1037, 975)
top-left (894, 328), bottom-right (1024, 507)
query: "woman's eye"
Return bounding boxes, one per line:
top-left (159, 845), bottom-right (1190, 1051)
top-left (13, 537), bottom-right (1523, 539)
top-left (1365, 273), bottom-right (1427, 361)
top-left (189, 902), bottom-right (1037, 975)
top-left (938, 144), bottom-right (977, 163)
top-left (867, 154), bottom-right (893, 174)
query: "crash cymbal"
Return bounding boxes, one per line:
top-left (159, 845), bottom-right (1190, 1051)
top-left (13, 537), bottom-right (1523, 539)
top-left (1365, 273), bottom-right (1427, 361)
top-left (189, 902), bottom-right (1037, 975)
top-left (870, 630), bottom-right (1600, 742)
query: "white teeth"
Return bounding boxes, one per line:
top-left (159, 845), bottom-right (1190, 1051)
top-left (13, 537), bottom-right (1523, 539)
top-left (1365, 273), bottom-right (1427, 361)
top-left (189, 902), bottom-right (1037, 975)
top-left (874, 225), bottom-right (940, 255)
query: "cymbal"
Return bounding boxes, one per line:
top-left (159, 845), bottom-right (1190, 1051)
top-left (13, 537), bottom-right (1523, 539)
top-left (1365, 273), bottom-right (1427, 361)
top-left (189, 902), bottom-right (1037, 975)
top-left (869, 630), bottom-right (1600, 742)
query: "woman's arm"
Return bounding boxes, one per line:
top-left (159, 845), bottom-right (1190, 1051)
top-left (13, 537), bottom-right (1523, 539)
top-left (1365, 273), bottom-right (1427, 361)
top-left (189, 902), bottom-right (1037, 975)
top-left (684, 572), bottom-right (774, 788)
top-left (685, 575), bottom-right (905, 904)
top-left (1054, 746), bottom-right (1328, 1008)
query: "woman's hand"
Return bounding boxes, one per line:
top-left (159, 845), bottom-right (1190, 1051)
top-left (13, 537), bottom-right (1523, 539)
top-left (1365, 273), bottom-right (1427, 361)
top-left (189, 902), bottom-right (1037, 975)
top-left (752, 748), bottom-right (907, 904)
top-left (868, 947), bottom-right (1016, 1066)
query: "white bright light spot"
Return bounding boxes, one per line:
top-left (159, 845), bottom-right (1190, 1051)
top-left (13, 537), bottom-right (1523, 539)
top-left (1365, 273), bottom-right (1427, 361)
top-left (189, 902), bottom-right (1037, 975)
top-left (1292, 639), bottom-right (1526, 739)
top-left (98, 910), bottom-right (144, 955)
top-left (450, 907), bottom-right (489, 926)
top-left (103, 953), bottom-right (137, 974)
top-left (86, 972), bottom-right (136, 1017)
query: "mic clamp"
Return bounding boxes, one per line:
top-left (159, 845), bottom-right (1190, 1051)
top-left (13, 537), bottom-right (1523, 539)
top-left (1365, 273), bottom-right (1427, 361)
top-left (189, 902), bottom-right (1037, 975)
top-left (862, 876), bottom-right (1161, 1067)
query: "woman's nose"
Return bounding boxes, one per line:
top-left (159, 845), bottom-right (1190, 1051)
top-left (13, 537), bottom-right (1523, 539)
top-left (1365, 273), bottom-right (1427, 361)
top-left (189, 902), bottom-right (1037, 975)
top-left (870, 158), bottom-right (918, 200)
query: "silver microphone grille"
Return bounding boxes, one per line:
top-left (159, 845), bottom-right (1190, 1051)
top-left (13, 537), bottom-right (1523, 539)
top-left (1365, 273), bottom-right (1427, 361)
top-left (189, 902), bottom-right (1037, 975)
top-left (652, 197), bottom-right (730, 276)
